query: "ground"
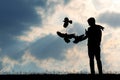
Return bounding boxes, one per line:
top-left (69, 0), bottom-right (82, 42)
top-left (0, 74), bottom-right (120, 80)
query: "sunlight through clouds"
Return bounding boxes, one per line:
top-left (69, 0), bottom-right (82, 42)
top-left (0, 46), bottom-right (88, 74)
top-left (0, 0), bottom-right (120, 74)
top-left (16, 0), bottom-right (120, 73)
top-left (17, 0), bottom-right (96, 43)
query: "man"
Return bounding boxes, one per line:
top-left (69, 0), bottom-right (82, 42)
top-left (73, 17), bottom-right (104, 74)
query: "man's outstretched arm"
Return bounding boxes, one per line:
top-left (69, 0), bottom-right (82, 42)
top-left (73, 34), bottom-right (87, 43)
top-left (73, 29), bottom-right (88, 44)
top-left (82, 35), bottom-right (88, 40)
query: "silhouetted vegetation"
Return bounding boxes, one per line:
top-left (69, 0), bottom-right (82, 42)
top-left (0, 74), bottom-right (120, 80)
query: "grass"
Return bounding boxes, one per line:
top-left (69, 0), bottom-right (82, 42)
top-left (0, 73), bottom-right (120, 80)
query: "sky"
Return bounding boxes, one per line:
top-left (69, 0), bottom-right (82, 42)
top-left (0, 0), bottom-right (120, 74)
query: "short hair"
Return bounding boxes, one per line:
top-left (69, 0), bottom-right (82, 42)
top-left (87, 17), bottom-right (95, 24)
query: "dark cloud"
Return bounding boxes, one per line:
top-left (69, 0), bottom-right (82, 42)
top-left (28, 23), bottom-right (86, 60)
top-left (0, 0), bottom-right (48, 59)
top-left (64, 0), bottom-right (71, 4)
top-left (0, 40), bottom-right (29, 60)
top-left (0, 0), bottom-right (46, 37)
top-left (0, 34), bottom-right (72, 60)
top-left (29, 34), bottom-right (73, 60)
top-left (97, 12), bottom-right (120, 27)
top-left (27, 0), bottom-right (48, 8)
top-left (0, 0), bottom-right (72, 60)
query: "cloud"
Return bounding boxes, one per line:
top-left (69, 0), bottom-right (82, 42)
top-left (97, 11), bottom-right (120, 28)
top-left (0, 0), bottom-right (94, 73)
top-left (28, 34), bottom-right (72, 60)
top-left (0, 0), bottom-right (42, 34)
top-left (14, 23), bottom-right (86, 66)
top-left (0, 45), bottom-right (89, 74)
top-left (0, 0), bottom-right (45, 53)
top-left (0, 0), bottom-right (73, 61)
top-left (0, 51), bottom-right (45, 74)
top-left (16, 0), bottom-right (72, 43)
top-left (100, 27), bottom-right (120, 73)
top-left (1, 0), bottom-right (120, 74)
top-left (64, 0), bottom-right (71, 4)
top-left (0, 48), bottom-right (2, 53)
top-left (92, 0), bottom-right (112, 10)
top-left (15, 22), bottom-right (86, 60)
top-left (0, 56), bottom-right (18, 74)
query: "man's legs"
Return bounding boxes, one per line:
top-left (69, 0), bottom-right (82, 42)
top-left (96, 58), bottom-right (102, 74)
top-left (88, 46), bottom-right (95, 74)
top-left (95, 46), bottom-right (103, 74)
top-left (90, 57), bottom-right (95, 74)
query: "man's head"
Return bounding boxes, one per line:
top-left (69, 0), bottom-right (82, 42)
top-left (87, 17), bottom-right (96, 26)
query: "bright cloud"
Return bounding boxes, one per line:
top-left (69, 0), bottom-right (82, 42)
top-left (0, 45), bottom-right (89, 74)
top-left (102, 28), bottom-right (120, 72)
top-left (0, 56), bottom-right (18, 74)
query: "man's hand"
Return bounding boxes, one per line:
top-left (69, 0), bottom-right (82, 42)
top-left (73, 34), bottom-right (84, 44)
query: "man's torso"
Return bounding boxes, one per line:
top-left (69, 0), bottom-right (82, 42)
top-left (87, 25), bottom-right (102, 46)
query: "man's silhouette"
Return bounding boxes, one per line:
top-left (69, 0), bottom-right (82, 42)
top-left (74, 17), bottom-right (104, 74)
